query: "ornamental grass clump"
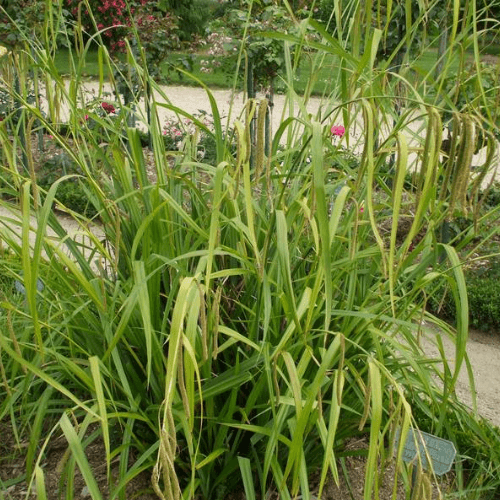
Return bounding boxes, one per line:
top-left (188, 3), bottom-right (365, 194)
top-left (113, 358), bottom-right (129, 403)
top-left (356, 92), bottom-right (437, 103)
top-left (0, 1), bottom-right (500, 500)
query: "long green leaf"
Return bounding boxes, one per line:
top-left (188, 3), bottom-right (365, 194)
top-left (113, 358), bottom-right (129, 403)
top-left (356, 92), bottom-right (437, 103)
top-left (60, 413), bottom-right (103, 500)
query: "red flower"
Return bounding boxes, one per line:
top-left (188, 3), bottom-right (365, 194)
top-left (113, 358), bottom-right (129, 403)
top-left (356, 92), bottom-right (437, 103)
top-left (101, 102), bottom-right (116, 114)
top-left (331, 124), bottom-right (345, 137)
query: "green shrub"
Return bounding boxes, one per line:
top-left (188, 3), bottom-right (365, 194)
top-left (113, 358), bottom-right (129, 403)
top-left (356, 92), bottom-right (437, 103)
top-left (429, 256), bottom-right (500, 332)
top-left (37, 152), bottom-right (98, 218)
top-left (167, 0), bottom-right (220, 41)
top-left (467, 259), bottom-right (500, 331)
top-left (0, 0), bottom-right (46, 47)
top-left (483, 182), bottom-right (500, 209)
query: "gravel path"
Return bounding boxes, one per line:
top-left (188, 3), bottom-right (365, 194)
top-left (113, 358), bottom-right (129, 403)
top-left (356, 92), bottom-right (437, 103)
top-left (420, 326), bottom-right (500, 428)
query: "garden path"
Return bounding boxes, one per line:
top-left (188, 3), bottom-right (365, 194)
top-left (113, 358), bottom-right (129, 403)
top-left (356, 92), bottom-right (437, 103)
top-left (0, 204), bottom-right (105, 267)
top-left (420, 325), bottom-right (500, 428)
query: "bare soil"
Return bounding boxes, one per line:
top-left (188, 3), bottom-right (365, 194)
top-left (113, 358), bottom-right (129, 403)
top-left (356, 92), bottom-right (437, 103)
top-left (0, 422), bottom-right (156, 500)
top-left (2, 426), bottom-right (453, 500)
top-left (2, 325), bottom-right (498, 500)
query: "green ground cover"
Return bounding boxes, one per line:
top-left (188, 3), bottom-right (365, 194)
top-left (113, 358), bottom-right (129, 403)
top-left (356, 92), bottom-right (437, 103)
top-left (53, 47), bottom-right (341, 92)
top-left (53, 46), bottom-right (469, 95)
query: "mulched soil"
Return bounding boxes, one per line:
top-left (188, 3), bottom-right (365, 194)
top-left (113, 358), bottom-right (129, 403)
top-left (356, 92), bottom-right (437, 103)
top-left (1, 418), bottom-right (457, 500)
top-left (0, 420), bottom-right (157, 500)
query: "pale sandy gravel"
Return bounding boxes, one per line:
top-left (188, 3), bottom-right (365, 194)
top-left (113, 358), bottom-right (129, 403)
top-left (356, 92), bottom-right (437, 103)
top-left (418, 325), bottom-right (500, 429)
top-left (7, 83), bottom-right (500, 429)
top-left (0, 204), bottom-right (106, 268)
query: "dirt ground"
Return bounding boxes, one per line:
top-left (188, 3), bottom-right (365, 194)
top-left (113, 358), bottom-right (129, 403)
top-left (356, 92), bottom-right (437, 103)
top-left (0, 426), bottom-right (449, 500)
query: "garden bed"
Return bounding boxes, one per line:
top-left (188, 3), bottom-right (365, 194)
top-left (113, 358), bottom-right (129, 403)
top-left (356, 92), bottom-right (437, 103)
top-left (3, 422), bottom-right (456, 500)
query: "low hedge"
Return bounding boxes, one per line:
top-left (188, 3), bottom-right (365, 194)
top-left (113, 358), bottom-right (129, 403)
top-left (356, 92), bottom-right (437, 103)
top-left (430, 256), bottom-right (500, 332)
top-left (37, 152), bottom-right (99, 218)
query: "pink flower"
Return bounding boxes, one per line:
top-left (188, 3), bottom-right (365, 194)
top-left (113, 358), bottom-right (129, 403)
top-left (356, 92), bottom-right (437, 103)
top-left (101, 102), bottom-right (116, 114)
top-left (331, 125), bottom-right (345, 137)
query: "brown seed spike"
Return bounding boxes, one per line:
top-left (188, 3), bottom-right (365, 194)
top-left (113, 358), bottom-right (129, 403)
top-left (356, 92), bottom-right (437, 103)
top-left (255, 98), bottom-right (268, 181)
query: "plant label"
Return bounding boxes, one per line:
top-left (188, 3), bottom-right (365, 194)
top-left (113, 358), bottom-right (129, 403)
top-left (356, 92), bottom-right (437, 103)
top-left (395, 428), bottom-right (457, 475)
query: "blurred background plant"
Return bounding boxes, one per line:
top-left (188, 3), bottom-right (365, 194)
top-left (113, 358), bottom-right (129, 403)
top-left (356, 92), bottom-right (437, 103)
top-left (64, 0), bottom-right (148, 52)
top-left (158, 0), bottom-right (223, 42)
top-left (0, 0), bottom-right (55, 47)
top-left (37, 151), bottom-right (100, 218)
